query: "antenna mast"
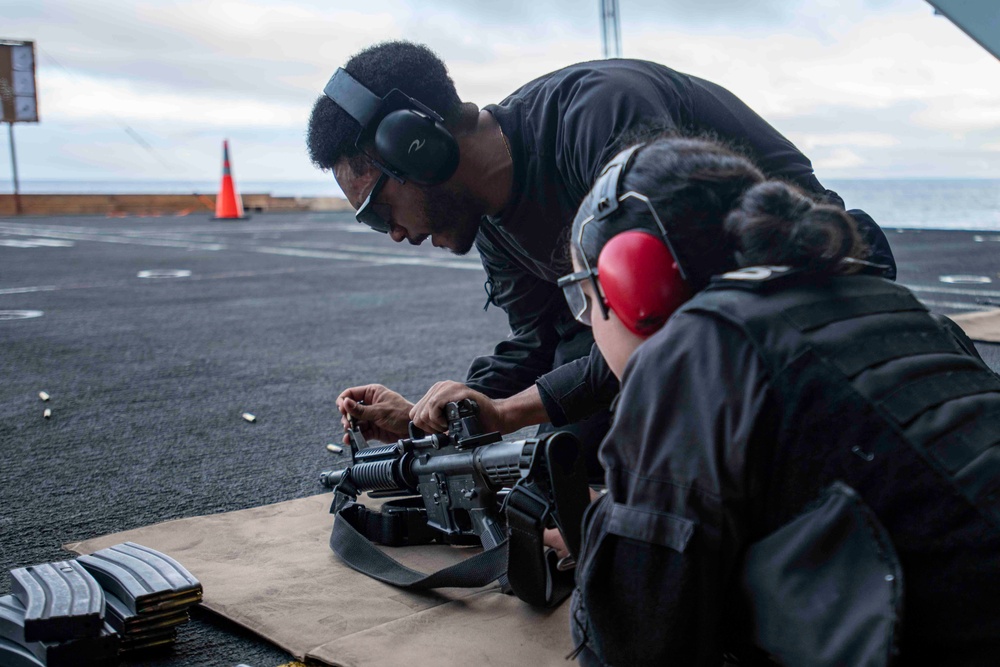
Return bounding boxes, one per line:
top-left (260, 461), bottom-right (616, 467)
top-left (600, 0), bottom-right (623, 58)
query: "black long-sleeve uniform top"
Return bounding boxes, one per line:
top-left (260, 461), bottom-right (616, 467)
top-left (570, 275), bottom-right (1000, 665)
top-left (571, 305), bottom-right (770, 665)
top-left (464, 59), bottom-right (896, 422)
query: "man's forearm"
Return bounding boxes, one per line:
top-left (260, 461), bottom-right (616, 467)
top-left (495, 385), bottom-right (550, 433)
top-left (534, 345), bottom-right (620, 427)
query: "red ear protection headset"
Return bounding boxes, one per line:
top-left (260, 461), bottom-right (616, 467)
top-left (597, 230), bottom-right (689, 336)
top-left (562, 143), bottom-right (691, 337)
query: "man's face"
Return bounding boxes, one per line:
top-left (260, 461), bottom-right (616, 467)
top-left (333, 158), bottom-right (482, 255)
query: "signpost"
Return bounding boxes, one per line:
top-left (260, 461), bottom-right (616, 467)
top-left (0, 39), bottom-right (39, 215)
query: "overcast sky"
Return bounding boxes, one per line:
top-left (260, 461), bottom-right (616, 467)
top-left (1, 0), bottom-right (998, 193)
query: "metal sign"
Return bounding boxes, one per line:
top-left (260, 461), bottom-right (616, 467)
top-left (0, 40), bottom-right (39, 123)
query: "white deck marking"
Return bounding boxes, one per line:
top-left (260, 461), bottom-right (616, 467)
top-left (254, 246), bottom-right (482, 270)
top-left (0, 224), bottom-right (226, 251)
top-left (917, 300), bottom-right (989, 311)
top-left (0, 238), bottom-right (76, 248)
top-left (0, 221), bottom-right (481, 269)
top-left (0, 264), bottom-right (434, 298)
top-left (0, 310), bottom-right (44, 320)
top-left (137, 270), bottom-right (193, 279)
top-left (0, 286), bottom-right (60, 295)
top-left (939, 275), bottom-right (992, 284)
top-left (905, 284), bottom-right (1000, 299)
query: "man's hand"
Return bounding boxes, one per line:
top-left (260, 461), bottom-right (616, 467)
top-left (543, 528), bottom-right (570, 560)
top-left (409, 381), bottom-right (505, 435)
top-left (336, 384), bottom-right (413, 444)
top-left (544, 488), bottom-right (604, 561)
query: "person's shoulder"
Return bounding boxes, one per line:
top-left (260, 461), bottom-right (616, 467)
top-left (496, 58), bottom-right (684, 106)
top-left (625, 305), bottom-right (748, 376)
top-left (670, 269), bottom-right (790, 324)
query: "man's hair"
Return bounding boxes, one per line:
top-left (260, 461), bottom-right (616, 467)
top-left (307, 41), bottom-right (463, 173)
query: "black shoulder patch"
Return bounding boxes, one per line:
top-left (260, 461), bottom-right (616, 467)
top-left (708, 266), bottom-right (799, 292)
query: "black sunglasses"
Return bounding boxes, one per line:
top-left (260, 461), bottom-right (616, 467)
top-left (355, 171), bottom-right (391, 233)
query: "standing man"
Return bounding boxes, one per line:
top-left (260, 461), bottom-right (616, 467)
top-left (307, 41), bottom-right (895, 457)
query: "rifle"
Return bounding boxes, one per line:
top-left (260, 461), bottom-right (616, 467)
top-left (320, 398), bottom-right (590, 606)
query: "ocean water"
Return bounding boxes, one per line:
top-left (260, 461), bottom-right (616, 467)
top-left (5, 178), bottom-right (1000, 231)
top-left (827, 179), bottom-right (1000, 231)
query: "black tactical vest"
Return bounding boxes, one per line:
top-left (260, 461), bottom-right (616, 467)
top-left (680, 268), bottom-right (1000, 659)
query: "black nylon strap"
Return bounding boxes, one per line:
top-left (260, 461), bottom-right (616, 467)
top-left (955, 447), bottom-right (1000, 529)
top-left (544, 434), bottom-right (592, 559)
top-left (880, 369), bottom-right (1000, 425)
top-left (784, 292), bottom-right (925, 332)
top-left (505, 486), bottom-right (556, 607)
top-left (330, 502), bottom-right (508, 590)
top-left (323, 68), bottom-right (381, 128)
top-left (503, 432), bottom-right (590, 608)
top-left (924, 409), bottom-right (1000, 474)
top-left (826, 330), bottom-right (959, 378)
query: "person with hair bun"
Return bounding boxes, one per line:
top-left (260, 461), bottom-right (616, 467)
top-left (557, 136), bottom-right (1000, 666)
top-left (319, 43), bottom-right (898, 485)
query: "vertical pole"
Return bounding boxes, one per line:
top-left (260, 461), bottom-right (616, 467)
top-left (8, 122), bottom-right (21, 215)
top-left (599, 0), bottom-right (623, 59)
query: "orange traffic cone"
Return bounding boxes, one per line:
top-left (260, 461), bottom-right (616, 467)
top-left (212, 139), bottom-right (248, 220)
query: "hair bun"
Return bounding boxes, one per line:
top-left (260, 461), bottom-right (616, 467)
top-left (725, 181), bottom-right (864, 272)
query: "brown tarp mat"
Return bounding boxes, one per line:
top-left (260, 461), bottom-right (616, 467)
top-left (952, 308), bottom-right (1000, 343)
top-left (65, 494), bottom-right (572, 666)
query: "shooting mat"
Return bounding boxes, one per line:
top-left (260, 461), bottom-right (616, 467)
top-left (65, 493), bottom-right (572, 666)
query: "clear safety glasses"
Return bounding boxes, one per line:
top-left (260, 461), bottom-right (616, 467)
top-left (557, 191), bottom-right (682, 326)
top-left (557, 211), bottom-right (606, 326)
top-left (557, 268), bottom-right (600, 326)
top-left (355, 171), bottom-right (391, 233)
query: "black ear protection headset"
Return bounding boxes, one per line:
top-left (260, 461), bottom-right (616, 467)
top-left (323, 68), bottom-right (460, 186)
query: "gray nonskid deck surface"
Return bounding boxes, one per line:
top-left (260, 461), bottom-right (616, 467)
top-left (885, 227), bottom-right (1000, 369)
top-left (1, 214), bottom-right (997, 666)
top-left (0, 211), bottom-right (505, 666)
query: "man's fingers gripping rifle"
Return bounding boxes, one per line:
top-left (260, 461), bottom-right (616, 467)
top-left (322, 399), bottom-right (519, 548)
top-left (320, 399), bottom-right (590, 606)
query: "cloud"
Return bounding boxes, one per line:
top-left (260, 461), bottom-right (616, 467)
top-left (17, 0), bottom-right (402, 98)
top-left (911, 96), bottom-right (1000, 134)
top-left (790, 132), bottom-right (900, 150)
top-left (414, 0), bottom-right (913, 33)
top-left (3, 0), bottom-right (1000, 183)
top-left (40, 71), bottom-right (310, 128)
top-left (621, 8), bottom-right (999, 115)
top-left (812, 147), bottom-right (867, 170)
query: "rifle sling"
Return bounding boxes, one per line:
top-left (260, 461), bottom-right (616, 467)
top-left (330, 496), bottom-right (573, 606)
top-left (505, 485), bottom-right (575, 607)
top-left (330, 501), bottom-right (509, 590)
top-left (505, 431), bottom-right (591, 607)
top-left (328, 429), bottom-right (590, 607)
